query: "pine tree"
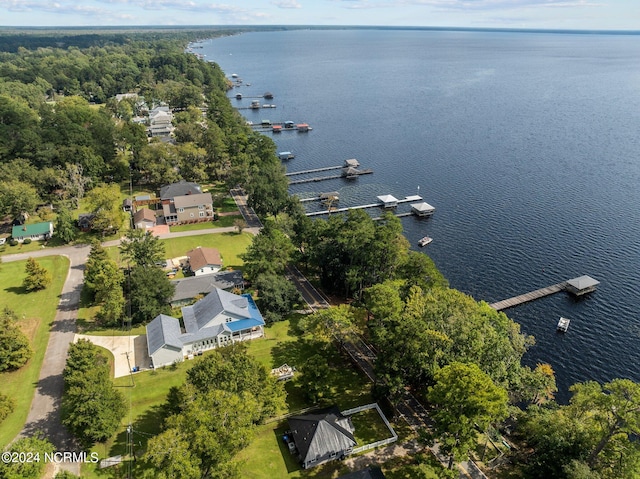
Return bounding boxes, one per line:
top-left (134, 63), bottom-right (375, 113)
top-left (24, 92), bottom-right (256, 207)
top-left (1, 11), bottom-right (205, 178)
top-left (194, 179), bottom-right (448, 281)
top-left (22, 257), bottom-right (52, 291)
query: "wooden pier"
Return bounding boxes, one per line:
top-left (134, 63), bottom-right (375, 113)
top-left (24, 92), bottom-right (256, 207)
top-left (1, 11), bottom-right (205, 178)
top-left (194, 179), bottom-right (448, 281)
top-left (306, 195), bottom-right (422, 217)
top-left (288, 169), bottom-right (372, 185)
top-left (489, 275), bottom-right (599, 311)
top-left (286, 165), bottom-right (343, 176)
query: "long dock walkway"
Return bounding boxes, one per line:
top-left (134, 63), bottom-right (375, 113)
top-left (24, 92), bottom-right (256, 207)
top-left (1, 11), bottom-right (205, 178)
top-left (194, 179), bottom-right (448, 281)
top-left (489, 282), bottom-right (567, 311)
top-left (285, 165), bottom-right (343, 176)
top-left (289, 169), bottom-right (373, 185)
top-left (307, 195), bottom-right (422, 217)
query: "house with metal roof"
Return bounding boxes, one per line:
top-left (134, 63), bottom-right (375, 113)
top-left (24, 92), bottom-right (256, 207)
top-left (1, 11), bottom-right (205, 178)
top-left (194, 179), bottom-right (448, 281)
top-left (11, 222), bottom-right (54, 243)
top-left (146, 288), bottom-right (264, 368)
top-left (170, 270), bottom-right (244, 306)
top-left (288, 406), bottom-right (356, 469)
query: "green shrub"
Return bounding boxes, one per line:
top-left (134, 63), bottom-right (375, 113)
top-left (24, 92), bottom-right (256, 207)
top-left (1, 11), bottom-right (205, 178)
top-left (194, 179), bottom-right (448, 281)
top-left (23, 238), bottom-right (32, 244)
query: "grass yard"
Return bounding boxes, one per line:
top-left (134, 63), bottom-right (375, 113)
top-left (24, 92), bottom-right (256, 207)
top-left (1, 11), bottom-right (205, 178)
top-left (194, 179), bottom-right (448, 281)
top-left (350, 407), bottom-right (396, 447)
top-left (0, 256), bottom-right (69, 449)
top-left (0, 240), bottom-right (49, 257)
top-left (82, 361), bottom-right (191, 478)
top-left (160, 231), bottom-right (252, 269)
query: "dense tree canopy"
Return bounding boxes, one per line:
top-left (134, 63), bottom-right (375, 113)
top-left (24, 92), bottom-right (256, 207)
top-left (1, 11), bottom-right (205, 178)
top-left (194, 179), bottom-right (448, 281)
top-left (0, 307), bottom-right (33, 372)
top-left (61, 339), bottom-right (126, 448)
top-left (146, 346), bottom-right (285, 478)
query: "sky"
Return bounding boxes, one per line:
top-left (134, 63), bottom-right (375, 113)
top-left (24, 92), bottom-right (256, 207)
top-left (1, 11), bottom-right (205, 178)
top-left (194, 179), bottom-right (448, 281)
top-left (0, 0), bottom-right (637, 31)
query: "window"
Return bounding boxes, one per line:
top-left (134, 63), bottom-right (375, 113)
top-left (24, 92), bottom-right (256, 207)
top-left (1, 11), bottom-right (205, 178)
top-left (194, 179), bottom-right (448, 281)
top-left (178, 208), bottom-right (184, 213)
top-left (198, 205), bottom-right (204, 210)
top-left (199, 211), bottom-right (205, 217)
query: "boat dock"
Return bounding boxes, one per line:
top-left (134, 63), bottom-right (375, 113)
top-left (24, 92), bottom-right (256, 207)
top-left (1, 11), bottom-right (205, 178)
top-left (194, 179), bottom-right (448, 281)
top-left (289, 169), bottom-right (372, 185)
top-left (489, 275), bottom-right (599, 311)
top-left (306, 195), bottom-right (423, 217)
top-left (286, 165), bottom-right (344, 176)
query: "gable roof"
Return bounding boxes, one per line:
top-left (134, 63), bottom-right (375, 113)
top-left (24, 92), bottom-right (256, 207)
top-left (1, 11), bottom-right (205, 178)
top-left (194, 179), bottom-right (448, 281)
top-left (181, 288), bottom-right (253, 334)
top-left (338, 467), bottom-right (386, 479)
top-left (174, 192), bottom-right (213, 209)
top-left (159, 181), bottom-right (202, 200)
top-left (146, 314), bottom-right (183, 355)
top-left (11, 222), bottom-right (53, 238)
top-left (133, 208), bottom-right (156, 224)
top-left (171, 271), bottom-right (244, 303)
top-left (288, 406), bottom-right (356, 465)
top-left (187, 247), bottom-right (222, 271)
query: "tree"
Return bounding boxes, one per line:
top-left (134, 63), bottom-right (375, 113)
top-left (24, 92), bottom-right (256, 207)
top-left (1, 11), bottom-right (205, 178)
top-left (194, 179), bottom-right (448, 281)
top-left (0, 435), bottom-right (55, 479)
top-left (85, 183), bottom-right (125, 235)
top-left (61, 339), bottom-right (126, 448)
top-left (119, 228), bottom-right (166, 267)
top-left (128, 265), bottom-right (174, 324)
top-left (427, 362), bottom-right (509, 468)
top-left (146, 346), bottom-right (285, 478)
top-left (240, 224), bottom-right (295, 280)
top-left (83, 240), bottom-right (110, 299)
top-left (22, 257), bottom-right (52, 291)
top-left (0, 392), bottom-right (15, 424)
top-left (569, 379), bottom-right (640, 470)
top-left (299, 304), bottom-right (356, 344)
top-left (54, 206), bottom-right (77, 244)
top-left (0, 180), bottom-right (39, 221)
top-left (0, 308), bottom-right (33, 372)
top-left (234, 218), bottom-right (247, 234)
top-left (58, 163), bottom-right (91, 209)
top-left (254, 273), bottom-right (301, 323)
top-left (93, 259), bottom-right (125, 327)
top-left (301, 354), bottom-right (332, 403)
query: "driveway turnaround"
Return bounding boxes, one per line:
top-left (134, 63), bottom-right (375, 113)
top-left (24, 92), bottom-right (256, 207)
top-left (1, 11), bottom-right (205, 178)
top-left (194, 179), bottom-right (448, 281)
top-left (74, 334), bottom-right (151, 378)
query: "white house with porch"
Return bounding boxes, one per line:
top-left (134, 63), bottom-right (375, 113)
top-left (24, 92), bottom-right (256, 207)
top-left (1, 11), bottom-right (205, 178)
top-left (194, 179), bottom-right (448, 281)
top-left (146, 288), bottom-right (264, 368)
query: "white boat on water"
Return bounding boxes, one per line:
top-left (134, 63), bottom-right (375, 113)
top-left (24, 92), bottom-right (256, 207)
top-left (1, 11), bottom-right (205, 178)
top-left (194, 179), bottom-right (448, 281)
top-left (418, 236), bottom-right (432, 247)
top-left (557, 316), bottom-right (571, 332)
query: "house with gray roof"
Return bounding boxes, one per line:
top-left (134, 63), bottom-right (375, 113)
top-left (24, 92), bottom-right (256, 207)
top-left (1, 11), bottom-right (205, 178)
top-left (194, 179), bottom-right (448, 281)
top-left (288, 406), bottom-right (356, 469)
top-left (159, 181), bottom-right (213, 225)
top-left (146, 288), bottom-right (264, 368)
top-left (170, 270), bottom-right (244, 306)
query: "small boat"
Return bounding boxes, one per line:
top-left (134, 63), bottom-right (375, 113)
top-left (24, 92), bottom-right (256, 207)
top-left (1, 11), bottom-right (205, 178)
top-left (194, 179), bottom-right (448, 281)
top-left (557, 316), bottom-right (570, 332)
top-left (418, 236), bottom-right (432, 247)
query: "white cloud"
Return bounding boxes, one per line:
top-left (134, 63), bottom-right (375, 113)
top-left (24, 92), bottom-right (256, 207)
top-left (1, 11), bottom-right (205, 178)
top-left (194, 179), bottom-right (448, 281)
top-left (272, 0), bottom-right (302, 8)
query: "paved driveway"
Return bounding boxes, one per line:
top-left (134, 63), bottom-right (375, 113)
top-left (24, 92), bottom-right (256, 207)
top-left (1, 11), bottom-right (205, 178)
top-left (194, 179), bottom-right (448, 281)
top-left (74, 334), bottom-right (151, 378)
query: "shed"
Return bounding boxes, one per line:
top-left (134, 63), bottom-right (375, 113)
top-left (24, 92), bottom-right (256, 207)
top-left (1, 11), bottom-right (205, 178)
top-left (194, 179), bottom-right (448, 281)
top-left (565, 275), bottom-right (599, 296)
top-left (344, 159), bottom-right (360, 168)
top-left (377, 195), bottom-right (398, 208)
top-left (410, 202), bottom-right (436, 217)
top-left (272, 125), bottom-right (282, 133)
top-left (288, 406), bottom-right (356, 469)
top-left (133, 208), bottom-right (157, 229)
top-left (278, 151), bottom-right (295, 160)
top-left (296, 123), bottom-right (310, 132)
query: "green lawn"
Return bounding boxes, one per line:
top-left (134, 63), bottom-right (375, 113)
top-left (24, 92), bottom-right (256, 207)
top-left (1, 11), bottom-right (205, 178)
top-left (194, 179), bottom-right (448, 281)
top-left (160, 231), bottom-right (252, 269)
top-left (0, 256), bottom-right (70, 448)
top-left (0, 240), bottom-right (49, 257)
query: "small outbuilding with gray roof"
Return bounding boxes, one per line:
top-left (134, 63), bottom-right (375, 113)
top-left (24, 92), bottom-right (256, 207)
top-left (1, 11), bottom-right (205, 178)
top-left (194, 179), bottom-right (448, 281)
top-left (288, 406), bottom-right (356, 469)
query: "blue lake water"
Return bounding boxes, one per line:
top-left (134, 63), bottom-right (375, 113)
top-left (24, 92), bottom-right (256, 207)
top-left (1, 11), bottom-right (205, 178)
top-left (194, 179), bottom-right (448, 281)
top-left (199, 29), bottom-right (640, 402)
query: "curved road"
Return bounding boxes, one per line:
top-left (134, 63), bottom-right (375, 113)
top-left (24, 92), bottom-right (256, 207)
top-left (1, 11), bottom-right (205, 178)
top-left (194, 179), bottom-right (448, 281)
top-left (2, 224), bottom-right (258, 473)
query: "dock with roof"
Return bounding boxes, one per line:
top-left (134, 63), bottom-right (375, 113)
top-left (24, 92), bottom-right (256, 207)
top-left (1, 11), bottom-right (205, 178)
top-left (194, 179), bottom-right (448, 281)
top-left (306, 194), bottom-right (423, 217)
top-left (489, 275), bottom-right (600, 311)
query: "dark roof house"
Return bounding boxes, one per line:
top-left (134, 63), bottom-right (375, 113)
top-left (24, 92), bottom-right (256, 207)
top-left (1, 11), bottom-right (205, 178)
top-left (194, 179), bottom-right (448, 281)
top-left (170, 271), bottom-right (244, 305)
top-left (288, 406), bottom-right (356, 469)
top-left (159, 180), bottom-right (202, 200)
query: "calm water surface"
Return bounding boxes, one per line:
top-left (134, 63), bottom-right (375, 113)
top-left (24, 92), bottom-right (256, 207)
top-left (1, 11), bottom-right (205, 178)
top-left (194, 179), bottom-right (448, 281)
top-left (200, 29), bottom-right (640, 402)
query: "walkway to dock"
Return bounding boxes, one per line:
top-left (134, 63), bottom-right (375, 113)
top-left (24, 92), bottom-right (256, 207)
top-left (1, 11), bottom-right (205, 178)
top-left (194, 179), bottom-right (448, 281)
top-left (489, 282), bottom-right (568, 311)
top-left (307, 195), bottom-right (422, 217)
top-left (285, 165), bottom-right (343, 176)
top-left (289, 169), bottom-right (372, 185)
